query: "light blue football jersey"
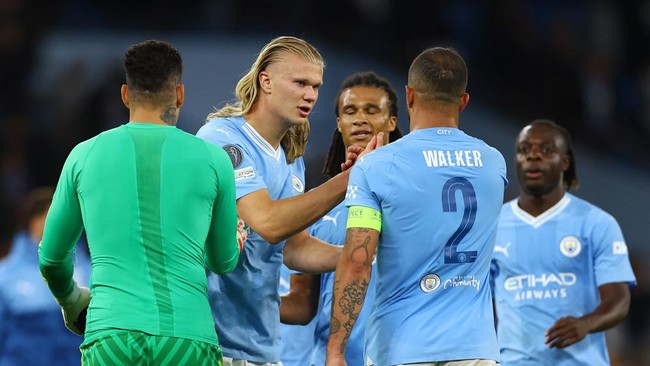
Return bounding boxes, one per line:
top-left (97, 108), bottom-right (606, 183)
top-left (309, 203), bottom-right (375, 366)
top-left (345, 127), bottom-right (507, 366)
top-left (491, 193), bottom-right (636, 366)
top-left (0, 233), bottom-right (90, 366)
top-left (279, 264), bottom-right (316, 366)
top-left (197, 116), bottom-right (306, 362)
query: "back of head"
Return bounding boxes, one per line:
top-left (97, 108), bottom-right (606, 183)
top-left (323, 71), bottom-right (403, 178)
top-left (22, 186), bottom-right (54, 241)
top-left (124, 40), bottom-right (182, 109)
top-left (408, 47), bottom-right (467, 105)
top-left (22, 187), bottom-right (54, 227)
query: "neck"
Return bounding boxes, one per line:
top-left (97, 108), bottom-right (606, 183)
top-left (130, 106), bottom-right (178, 126)
top-left (244, 106), bottom-right (289, 149)
top-left (409, 104), bottom-right (459, 131)
top-left (517, 188), bottom-right (565, 217)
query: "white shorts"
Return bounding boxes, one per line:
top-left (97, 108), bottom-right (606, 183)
top-left (373, 360), bottom-right (498, 366)
top-left (222, 356), bottom-right (283, 366)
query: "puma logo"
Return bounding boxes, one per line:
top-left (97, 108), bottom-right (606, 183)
top-left (322, 211), bottom-right (341, 226)
top-left (215, 128), bottom-right (230, 137)
top-left (494, 242), bottom-right (512, 257)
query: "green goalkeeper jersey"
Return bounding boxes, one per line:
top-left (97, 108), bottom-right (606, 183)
top-left (39, 122), bottom-right (239, 346)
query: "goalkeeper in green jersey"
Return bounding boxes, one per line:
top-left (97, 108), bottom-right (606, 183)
top-left (38, 40), bottom-right (240, 366)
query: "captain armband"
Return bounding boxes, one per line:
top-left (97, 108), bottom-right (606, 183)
top-left (346, 206), bottom-right (382, 232)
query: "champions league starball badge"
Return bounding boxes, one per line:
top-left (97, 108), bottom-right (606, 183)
top-left (223, 144), bottom-right (244, 168)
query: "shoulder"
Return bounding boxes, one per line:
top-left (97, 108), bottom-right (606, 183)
top-left (361, 138), bottom-right (405, 163)
top-left (459, 131), bottom-right (505, 156)
top-left (197, 117), bottom-right (244, 139)
top-left (567, 194), bottom-right (618, 224)
top-left (71, 125), bottom-right (128, 153)
top-left (498, 199), bottom-right (517, 219)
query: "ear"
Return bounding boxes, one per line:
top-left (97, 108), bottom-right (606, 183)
top-left (259, 71), bottom-right (272, 94)
top-left (121, 84), bottom-right (129, 108)
top-left (387, 115), bottom-right (397, 132)
top-left (458, 93), bottom-right (470, 112)
top-left (561, 154), bottom-right (570, 173)
top-left (336, 117), bottom-right (342, 132)
top-left (405, 85), bottom-right (415, 109)
top-left (176, 84), bottom-right (185, 108)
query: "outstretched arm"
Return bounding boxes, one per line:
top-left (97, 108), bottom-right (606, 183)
top-left (283, 229), bottom-right (342, 273)
top-left (326, 227), bottom-right (378, 366)
top-left (237, 132), bottom-right (385, 244)
top-left (237, 174), bottom-right (349, 244)
top-left (545, 282), bottom-right (631, 348)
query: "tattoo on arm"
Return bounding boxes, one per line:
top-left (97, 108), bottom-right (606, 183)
top-left (333, 277), bottom-right (369, 354)
top-left (348, 229), bottom-right (373, 266)
top-left (160, 106), bottom-right (178, 126)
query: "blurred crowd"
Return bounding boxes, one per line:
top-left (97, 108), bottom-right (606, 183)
top-left (0, 0), bottom-right (649, 364)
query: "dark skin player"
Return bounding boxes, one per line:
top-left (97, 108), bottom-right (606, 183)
top-left (514, 120), bottom-right (631, 349)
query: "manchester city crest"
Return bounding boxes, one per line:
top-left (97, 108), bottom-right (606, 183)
top-left (420, 273), bottom-right (441, 293)
top-left (559, 235), bottom-right (582, 257)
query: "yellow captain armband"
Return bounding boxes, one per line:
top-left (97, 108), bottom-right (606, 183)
top-left (346, 206), bottom-right (382, 232)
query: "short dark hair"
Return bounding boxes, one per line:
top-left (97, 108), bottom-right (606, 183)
top-left (22, 186), bottom-right (54, 229)
top-left (124, 40), bottom-right (182, 107)
top-left (528, 119), bottom-right (579, 190)
top-left (323, 72), bottom-right (403, 178)
top-left (408, 47), bottom-right (467, 105)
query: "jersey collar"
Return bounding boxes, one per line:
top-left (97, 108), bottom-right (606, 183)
top-left (242, 122), bottom-right (282, 160)
top-left (511, 194), bottom-right (571, 228)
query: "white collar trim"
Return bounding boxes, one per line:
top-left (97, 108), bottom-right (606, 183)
top-left (511, 195), bottom-right (571, 228)
top-left (242, 123), bottom-right (282, 160)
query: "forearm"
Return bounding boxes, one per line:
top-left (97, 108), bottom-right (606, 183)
top-left (546, 282), bottom-right (632, 349)
top-left (206, 166), bottom-right (240, 274)
top-left (205, 209), bottom-right (240, 275)
top-left (326, 258), bottom-right (371, 360)
top-left (38, 253), bottom-right (76, 299)
top-left (283, 233), bottom-right (342, 273)
top-left (38, 183), bottom-right (84, 298)
top-left (280, 274), bottom-right (320, 325)
top-left (241, 171), bottom-right (349, 243)
top-left (326, 227), bottom-right (377, 361)
top-left (582, 283), bottom-right (631, 333)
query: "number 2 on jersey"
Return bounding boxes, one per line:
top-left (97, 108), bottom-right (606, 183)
top-left (441, 177), bottom-right (477, 264)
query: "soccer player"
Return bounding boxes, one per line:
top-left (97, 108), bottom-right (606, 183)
top-left (326, 47), bottom-right (507, 366)
top-left (490, 119), bottom-right (636, 365)
top-left (0, 187), bottom-right (90, 365)
top-left (197, 36), bottom-right (382, 366)
top-left (287, 71), bottom-right (402, 366)
top-left (38, 40), bottom-right (240, 365)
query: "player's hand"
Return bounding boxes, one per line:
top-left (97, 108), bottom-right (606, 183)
top-left (56, 284), bottom-right (91, 336)
top-left (236, 216), bottom-right (249, 252)
top-left (545, 316), bottom-right (590, 348)
top-left (340, 132), bottom-right (385, 171)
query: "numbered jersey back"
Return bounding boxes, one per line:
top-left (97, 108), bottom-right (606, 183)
top-left (344, 127), bottom-right (506, 365)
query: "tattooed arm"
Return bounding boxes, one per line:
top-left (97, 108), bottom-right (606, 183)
top-left (326, 227), bottom-right (379, 366)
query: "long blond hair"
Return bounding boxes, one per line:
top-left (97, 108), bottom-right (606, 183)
top-left (208, 36), bottom-right (324, 163)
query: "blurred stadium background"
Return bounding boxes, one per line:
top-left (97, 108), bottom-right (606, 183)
top-left (0, 0), bottom-right (648, 364)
